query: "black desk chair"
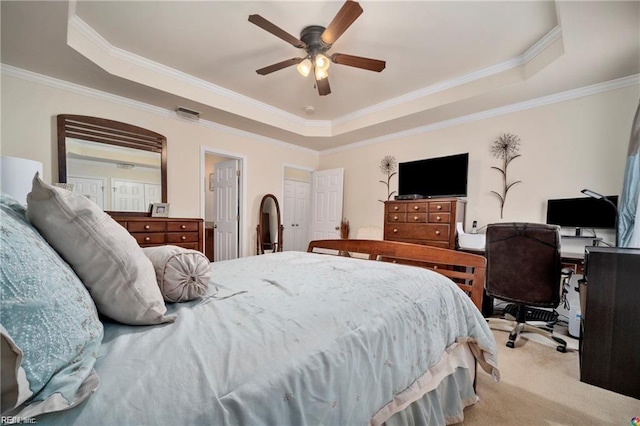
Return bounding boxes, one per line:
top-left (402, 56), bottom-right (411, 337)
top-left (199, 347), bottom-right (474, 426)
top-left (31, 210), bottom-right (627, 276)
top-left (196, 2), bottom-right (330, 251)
top-left (485, 223), bottom-right (573, 352)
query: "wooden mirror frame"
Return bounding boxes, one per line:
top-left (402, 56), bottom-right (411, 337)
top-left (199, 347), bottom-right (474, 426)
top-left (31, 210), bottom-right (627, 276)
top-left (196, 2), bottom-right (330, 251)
top-left (57, 114), bottom-right (167, 216)
top-left (256, 194), bottom-right (284, 254)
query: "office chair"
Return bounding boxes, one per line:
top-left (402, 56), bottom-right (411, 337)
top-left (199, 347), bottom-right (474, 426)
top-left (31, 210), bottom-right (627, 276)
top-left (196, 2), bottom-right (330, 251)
top-left (485, 223), bottom-right (573, 352)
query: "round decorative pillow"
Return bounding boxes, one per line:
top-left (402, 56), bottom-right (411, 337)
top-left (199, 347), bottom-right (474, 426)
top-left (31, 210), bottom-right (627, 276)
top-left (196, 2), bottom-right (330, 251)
top-left (142, 246), bottom-right (210, 302)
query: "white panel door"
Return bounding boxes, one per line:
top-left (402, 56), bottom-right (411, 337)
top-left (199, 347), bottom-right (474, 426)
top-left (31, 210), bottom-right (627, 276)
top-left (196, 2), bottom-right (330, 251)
top-left (68, 176), bottom-right (105, 209)
top-left (145, 183), bottom-right (162, 207)
top-left (213, 160), bottom-right (239, 262)
top-left (283, 180), bottom-right (311, 251)
top-left (310, 168), bottom-right (344, 240)
top-left (112, 180), bottom-right (145, 211)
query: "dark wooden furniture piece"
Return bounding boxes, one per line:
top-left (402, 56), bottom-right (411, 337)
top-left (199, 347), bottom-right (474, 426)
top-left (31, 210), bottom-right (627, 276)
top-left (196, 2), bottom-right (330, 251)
top-left (205, 223), bottom-right (214, 261)
top-left (384, 198), bottom-right (465, 249)
top-left (57, 114), bottom-right (167, 216)
top-left (307, 239), bottom-right (486, 311)
top-left (580, 246), bottom-right (640, 399)
top-left (113, 216), bottom-right (204, 253)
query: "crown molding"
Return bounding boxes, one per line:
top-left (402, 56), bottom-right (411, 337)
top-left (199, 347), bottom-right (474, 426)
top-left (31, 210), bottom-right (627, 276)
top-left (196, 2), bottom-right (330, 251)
top-left (321, 74), bottom-right (640, 155)
top-left (0, 64), bottom-right (319, 156)
top-left (332, 26), bottom-right (563, 126)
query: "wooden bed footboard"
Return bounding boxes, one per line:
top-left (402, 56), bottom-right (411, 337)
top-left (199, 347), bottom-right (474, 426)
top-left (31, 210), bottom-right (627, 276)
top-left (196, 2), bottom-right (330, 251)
top-left (307, 239), bottom-right (486, 311)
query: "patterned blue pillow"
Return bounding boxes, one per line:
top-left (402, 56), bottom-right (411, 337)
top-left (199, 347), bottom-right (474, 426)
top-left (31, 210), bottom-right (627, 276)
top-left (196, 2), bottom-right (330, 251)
top-left (0, 193), bottom-right (103, 417)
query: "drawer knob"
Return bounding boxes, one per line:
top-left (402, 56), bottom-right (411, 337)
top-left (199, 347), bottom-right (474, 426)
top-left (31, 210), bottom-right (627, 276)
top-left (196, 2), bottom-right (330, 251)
top-left (144, 236), bottom-right (151, 241)
top-left (393, 216), bottom-right (399, 221)
top-left (393, 228), bottom-right (398, 233)
top-left (436, 205), bottom-right (442, 210)
top-left (180, 225), bottom-right (186, 229)
top-left (181, 236), bottom-right (187, 240)
top-left (394, 206), bottom-right (399, 211)
top-left (436, 216), bottom-right (441, 221)
top-left (435, 230), bottom-right (441, 235)
top-left (414, 206), bottom-right (419, 210)
top-left (433, 265), bottom-right (438, 269)
top-left (144, 225), bottom-right (150, 230)
top-left (413, 216), bottom-right (419, 221)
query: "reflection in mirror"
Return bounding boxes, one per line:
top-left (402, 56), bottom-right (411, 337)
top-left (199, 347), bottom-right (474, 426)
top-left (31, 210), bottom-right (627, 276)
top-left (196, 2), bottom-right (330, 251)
top-left (57, 115), bottom-right (167, 215)
top-left (66, 139), bottom-right (162, 211)
top-left (257, 194), bottom-right (283, 254)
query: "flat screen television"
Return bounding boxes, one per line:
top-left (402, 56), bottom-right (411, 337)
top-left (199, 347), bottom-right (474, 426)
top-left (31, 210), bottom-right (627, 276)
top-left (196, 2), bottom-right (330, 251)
top-left (546, 196), bottom-right (618, 234)
top-left (398, 153), bottom-right (469, 198)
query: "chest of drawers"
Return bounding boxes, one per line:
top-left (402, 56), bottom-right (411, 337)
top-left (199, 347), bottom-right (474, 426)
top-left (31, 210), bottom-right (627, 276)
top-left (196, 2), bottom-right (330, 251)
top-left (112, 216), bottom-right (204, 253)
top-left (384, 198), bottom-right (466, 249)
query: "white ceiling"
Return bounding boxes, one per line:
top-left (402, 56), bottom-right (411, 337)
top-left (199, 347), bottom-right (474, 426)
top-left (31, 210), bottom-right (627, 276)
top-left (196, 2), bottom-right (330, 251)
top-left (2, 1), bottom-right (639, 152)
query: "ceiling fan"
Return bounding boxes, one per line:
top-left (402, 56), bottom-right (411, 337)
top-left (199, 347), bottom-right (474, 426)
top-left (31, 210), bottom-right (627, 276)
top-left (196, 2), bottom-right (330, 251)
top-left (248, 0), bottom-right (386, 96)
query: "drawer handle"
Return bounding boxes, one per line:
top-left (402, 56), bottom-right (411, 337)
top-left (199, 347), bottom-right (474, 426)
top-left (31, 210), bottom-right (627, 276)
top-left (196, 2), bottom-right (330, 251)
top-left (435, 230), bottom-right (441, 235)
top-left (413, 206), bottom-right (419, 210)
top-left (393, 216), bottom-right (399, 221)
top-left (181, 236), bottom-right (187, 240)
top-left (413, 216), bottom-right (419, 221)
top-left (180, 225), bottom-right (186, 229)
top-left (436, 216), bottom-right (441, 221)
top-left (393, 228), bottom-right (398, 233)
top-left (144, 236), bottom-right (151, 241)
top-left (144, 225), bottom-right (150, 230)
top-left (436, 205), bottom-right (442, 210)
top-left (433, 265), bottom-right (438, 269)
top-left (394, 206), bottom-right (399, 211)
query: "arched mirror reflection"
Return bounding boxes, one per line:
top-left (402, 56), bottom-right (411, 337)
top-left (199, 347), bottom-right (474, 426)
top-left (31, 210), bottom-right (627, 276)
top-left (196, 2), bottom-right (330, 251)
top-left (57, 115), bottom-right (167, 215)
top-left (256, 194), bottom-right (283, 254)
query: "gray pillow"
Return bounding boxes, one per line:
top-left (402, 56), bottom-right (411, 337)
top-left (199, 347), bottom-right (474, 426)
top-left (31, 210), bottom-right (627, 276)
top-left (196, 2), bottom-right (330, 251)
top-left (143, 245), bottom-right (210, 302)
top-left (26, 174), bottom-right (174, 325)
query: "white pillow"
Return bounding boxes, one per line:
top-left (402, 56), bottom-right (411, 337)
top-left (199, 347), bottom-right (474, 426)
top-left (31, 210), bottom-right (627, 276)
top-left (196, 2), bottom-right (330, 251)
top-left (26, 174), bottom-right (174, 325)
top-left (143, 245), bottom-right (210, 302)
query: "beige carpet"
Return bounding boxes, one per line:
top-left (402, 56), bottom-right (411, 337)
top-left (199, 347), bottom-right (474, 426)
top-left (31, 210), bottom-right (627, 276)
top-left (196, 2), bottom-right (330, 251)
top-left (456, 327), bottom-right (639, 425)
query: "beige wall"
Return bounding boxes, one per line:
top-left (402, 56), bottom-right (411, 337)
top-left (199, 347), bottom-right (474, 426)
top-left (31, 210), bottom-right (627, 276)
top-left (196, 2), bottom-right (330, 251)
top-left (319, 86), bottom-right (640, 249)
top-left (0, 74), bottom-right (319, 257)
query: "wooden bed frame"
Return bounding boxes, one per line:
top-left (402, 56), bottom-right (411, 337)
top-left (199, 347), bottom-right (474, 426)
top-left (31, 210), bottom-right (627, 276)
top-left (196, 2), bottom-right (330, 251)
top-left (307, 239), bottom-right (486, 311)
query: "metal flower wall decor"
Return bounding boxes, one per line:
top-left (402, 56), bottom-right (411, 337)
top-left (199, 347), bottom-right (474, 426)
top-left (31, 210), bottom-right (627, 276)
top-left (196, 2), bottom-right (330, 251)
top-left (378, 156), bottom-right (397, 203)
top-left (490, 133), bottom-right (522, 218)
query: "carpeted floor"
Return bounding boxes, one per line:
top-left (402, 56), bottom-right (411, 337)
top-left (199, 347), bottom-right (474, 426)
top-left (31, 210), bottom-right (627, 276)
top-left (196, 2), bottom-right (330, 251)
top-left (456, 327), bottom-right (639, 425)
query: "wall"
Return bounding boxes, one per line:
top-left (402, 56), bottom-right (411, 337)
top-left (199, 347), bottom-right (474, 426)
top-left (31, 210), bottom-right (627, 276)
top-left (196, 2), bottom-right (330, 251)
top-left (319, 86), bottom-right (640, 250)
top-left (0, 73), bottom-right (319, 257)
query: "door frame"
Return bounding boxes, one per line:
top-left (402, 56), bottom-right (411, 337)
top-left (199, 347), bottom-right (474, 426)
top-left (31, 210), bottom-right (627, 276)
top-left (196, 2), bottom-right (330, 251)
top-left (200, 146), bottom-right (246, 258)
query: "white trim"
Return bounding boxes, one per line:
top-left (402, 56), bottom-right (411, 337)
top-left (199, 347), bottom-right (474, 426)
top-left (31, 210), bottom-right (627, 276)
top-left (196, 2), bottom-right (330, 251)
top-left (2, 64), bottom-right (637, 156)
top-left (200, 145), bottom-right (247, 258)
top-left (333, 26), bottom-right (563, 126)
top-left (321, 74), bottom-right (640, 154)
top-left (0, 64), bottom-right (317, 156)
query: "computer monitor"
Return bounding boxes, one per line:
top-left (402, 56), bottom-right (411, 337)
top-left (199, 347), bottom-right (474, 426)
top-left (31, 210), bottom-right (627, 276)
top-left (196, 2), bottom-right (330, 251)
top-left (546, 195), bottom-right (618, 236)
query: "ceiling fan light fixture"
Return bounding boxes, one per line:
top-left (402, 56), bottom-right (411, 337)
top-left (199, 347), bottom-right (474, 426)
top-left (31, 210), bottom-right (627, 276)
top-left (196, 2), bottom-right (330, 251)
top-left (315, 67), bottom-right (329, 80)
top-left (314, 53), bottom-right (330, 72)
top-left (297, 58), bottom-right (313, 77)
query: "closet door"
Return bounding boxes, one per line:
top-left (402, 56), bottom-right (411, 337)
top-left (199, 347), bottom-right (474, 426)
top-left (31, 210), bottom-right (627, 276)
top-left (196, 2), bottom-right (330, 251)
top-left (283, 180), bottom-right (311, 251)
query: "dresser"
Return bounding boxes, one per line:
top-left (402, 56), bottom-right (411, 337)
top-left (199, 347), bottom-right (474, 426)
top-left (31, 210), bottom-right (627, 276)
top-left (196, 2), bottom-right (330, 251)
top-left (580, 246), bottom-right (640, 399)
top-left (384, 198), bottom-right (466, 249)
top-left (113, 216), bottom-right (204, 253)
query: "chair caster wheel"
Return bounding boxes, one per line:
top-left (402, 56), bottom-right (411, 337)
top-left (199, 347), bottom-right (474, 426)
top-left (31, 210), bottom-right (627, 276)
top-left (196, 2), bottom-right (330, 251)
top-left (506, 341), bottom-right (515, 349)
top-left (556, 346), bottom-right (566, 353)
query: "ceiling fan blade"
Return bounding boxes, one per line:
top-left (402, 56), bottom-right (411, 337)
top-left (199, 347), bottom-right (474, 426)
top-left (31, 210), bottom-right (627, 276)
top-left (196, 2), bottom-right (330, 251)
top-left (321, 0), bottom-right (363, 46)
top-left (316, 76), bottom-right (331, 96)
top-left (256, 58), bottom-right (303, 75)
top-left (248, 14), bottom-right (306, 49)
top-left (331, 53), bottom-right (386, 72)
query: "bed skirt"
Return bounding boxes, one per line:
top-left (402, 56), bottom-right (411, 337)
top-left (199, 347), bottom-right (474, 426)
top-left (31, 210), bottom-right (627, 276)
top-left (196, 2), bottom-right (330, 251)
top-left (378, 341), bottom-right (478, 425)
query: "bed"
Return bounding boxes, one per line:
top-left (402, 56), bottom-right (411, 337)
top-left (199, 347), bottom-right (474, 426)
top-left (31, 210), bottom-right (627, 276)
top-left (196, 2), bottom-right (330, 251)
top-left (1, 184), bottom-right (498, 426)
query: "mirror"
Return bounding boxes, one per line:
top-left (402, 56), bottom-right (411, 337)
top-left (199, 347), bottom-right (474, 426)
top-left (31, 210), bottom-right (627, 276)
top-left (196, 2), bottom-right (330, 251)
top-left (256, 194), bottom-right (283, 254)
top-left (57, 114), bottom-right (167, 216)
